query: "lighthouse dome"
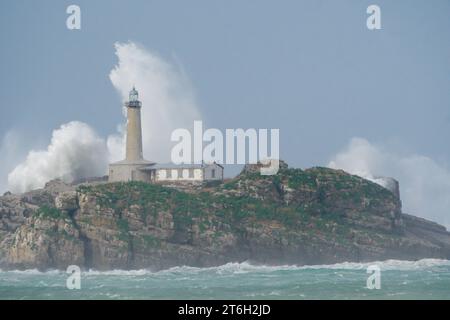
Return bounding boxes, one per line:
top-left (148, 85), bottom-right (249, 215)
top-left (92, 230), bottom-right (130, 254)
top-left (129, 86), bottom-right (139, 102)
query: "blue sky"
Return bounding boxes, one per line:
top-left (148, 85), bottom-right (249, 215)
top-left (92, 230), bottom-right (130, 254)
top-left (1, 0), bottom-right (450, 225)
top-left (1, 0), bottom-right (449, 164)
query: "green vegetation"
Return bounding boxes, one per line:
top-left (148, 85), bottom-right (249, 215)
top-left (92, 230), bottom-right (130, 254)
top-left (116, 218), bottom-right (129, 233)
top-left (73, 166), bottom-right (400, 246)
top-left (34, 205), bottom-right (69, 221)
top-left (78, 182), bottom-right (173, 213)
top-left (286, 168), bottom-right (317, 189)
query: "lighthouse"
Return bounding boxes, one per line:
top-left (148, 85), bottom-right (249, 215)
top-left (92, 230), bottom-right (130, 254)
top-left (108, 86), bottom-right (224, 184)
top-left (125, 87), bottom-right (144, 161)
top-left (108, 87), bottom-right (154, 182)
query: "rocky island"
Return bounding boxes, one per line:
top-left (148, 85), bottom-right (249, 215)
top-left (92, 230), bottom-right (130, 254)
top-left (1, 162), bottom-right (449, 271)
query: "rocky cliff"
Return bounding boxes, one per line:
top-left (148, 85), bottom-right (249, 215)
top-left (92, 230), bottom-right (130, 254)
top-left (1, 163), bottom-right (449, 270)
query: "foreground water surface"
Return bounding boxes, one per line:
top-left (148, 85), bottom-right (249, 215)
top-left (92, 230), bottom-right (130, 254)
top-left (0, 259), bottom-right (449, 299)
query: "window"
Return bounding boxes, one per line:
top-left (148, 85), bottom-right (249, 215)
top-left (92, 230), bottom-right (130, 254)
top-left (211, 169), bottom-right (216, 178)
top-left (178, 169), bottom-right (183, 179)
top-left (189, 168), bottom-right (194, 178)
top-left (166, 169), bottom-right (172, 179)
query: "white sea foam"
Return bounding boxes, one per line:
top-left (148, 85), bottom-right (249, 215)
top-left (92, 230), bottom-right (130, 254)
top-left (0, 268), bottom-right (62, 275)
top-left (78, 258), bottom-right (450, 275)
top-left (84, 269), bottom-right (152, 276)
top-left (1, 259), bottom-right (449, 276)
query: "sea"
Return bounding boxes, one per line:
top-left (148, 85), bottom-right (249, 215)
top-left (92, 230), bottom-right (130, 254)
top-left (0, 259), bottom-right (449, 300)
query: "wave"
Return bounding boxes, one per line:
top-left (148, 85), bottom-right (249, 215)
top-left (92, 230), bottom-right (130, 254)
top-left (295, 258), bottom-right (450, 271)
top-left (1, 258), bottom-right (449, 276)
top-left (0, 268), bottom-right (62, 275)
top-left (155, 258), bottom-right (450, 274)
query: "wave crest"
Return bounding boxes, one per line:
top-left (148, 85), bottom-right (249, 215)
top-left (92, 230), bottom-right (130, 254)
top-left (1, 259), bottom-right (449, 276)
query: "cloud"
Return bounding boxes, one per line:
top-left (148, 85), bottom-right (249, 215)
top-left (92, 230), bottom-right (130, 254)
top-left (328, 138), bottom-right (450, 229)
top-left (108, 41), bottom-right (202, 163)
top-left (7, 121), bottom-right (108, 193)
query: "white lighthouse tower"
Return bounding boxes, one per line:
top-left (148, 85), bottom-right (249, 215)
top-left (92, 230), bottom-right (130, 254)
top-left (108, 87), bottom-right (154, 182)
top-left (125, 87), bottom-right (144, 161)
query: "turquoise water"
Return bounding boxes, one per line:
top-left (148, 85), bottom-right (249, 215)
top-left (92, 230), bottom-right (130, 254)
top-left (0, 259), bottom-right (449, 300)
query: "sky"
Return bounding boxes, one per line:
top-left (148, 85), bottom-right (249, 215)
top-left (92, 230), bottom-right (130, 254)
top-left (0, 0), bottom-right (449, 226)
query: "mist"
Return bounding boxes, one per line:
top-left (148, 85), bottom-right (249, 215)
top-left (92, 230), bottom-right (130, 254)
top-left (5, 42), bottom-right (202, 193)
top-left (107, 41), bottom-right (202, 163)
top-left (7, 121), bottom-right (108, 193)
top-left (328, 137), bottom-right (450, 229)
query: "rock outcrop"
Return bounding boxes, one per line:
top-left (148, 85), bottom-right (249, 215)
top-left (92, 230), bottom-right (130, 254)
top-left (0, 165), bottom-right (449, 270)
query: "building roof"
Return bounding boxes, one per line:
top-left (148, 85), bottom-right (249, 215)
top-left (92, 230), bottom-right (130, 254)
top-left (140, 162), bottom-right (223, 171)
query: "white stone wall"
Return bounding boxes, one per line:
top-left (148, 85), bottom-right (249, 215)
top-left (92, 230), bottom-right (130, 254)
top-left (108, 163), bottom-right (150, 182)
top-left (155, 168), bottom-right (203, 181)
top-left (109, 163), bottom-right (224, 183)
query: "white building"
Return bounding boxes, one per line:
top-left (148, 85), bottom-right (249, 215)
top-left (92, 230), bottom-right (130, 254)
top-left (141, 162), bottom-right (224, 183)
top-left (108, 87), bottom-right (224, 183)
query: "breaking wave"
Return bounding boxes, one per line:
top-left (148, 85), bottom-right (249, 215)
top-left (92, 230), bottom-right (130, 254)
top-left (2, 259), bottom-right (449, 275)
